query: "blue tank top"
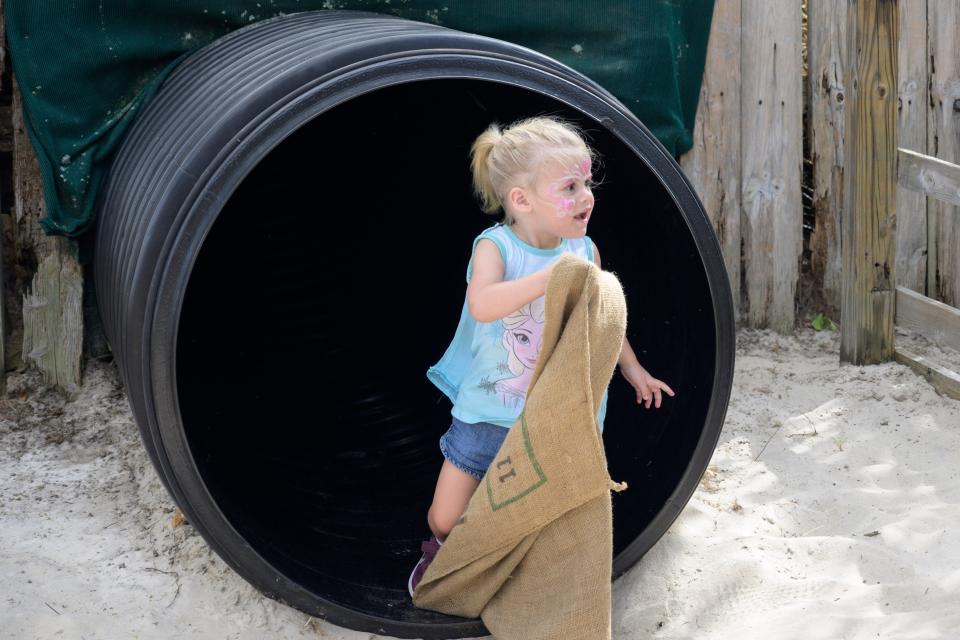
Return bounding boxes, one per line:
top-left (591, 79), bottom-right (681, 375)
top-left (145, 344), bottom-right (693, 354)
top-left (427, 223), bottom-right (610, 431)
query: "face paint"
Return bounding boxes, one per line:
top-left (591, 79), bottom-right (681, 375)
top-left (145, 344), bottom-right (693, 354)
top-left (577, 157), bottom-right (591, 179)
top-left (549, 192), bottom-right (577, 218)
top-left (541, 157), bottom-right (593, 218)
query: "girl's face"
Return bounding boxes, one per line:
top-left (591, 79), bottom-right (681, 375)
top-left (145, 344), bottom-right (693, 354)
top-left (529, 155), bottom-right (595, 237)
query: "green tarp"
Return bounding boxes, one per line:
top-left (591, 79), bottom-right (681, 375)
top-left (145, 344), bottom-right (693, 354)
top-left (4, 1), bottom-right (714, 246)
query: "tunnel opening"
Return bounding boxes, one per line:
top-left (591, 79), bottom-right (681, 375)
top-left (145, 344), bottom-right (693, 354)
top-left (175, 78), bottom-right (716, 623)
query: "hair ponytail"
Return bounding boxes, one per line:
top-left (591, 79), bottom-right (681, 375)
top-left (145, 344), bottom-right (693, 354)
top-left (470, 123), bottom-right (504, 216)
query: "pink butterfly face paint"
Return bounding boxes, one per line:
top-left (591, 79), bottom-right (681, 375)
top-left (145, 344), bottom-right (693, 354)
top-left (541, 157), bottom-right (594, 219)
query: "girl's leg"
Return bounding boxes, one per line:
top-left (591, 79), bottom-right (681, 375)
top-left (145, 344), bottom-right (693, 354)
top-left (427, 460), bottom-right (481, 541)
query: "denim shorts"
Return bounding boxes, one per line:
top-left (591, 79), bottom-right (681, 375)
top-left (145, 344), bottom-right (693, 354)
top-left (438, 416), bottom-right (510, 480)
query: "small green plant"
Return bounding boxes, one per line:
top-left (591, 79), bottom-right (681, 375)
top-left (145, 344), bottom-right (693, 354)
top-left (812, 313), bottom-right (838, 332)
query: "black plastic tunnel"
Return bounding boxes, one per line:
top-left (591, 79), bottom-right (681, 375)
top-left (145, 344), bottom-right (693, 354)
top-left (93, 10), bottom-right (734, 639)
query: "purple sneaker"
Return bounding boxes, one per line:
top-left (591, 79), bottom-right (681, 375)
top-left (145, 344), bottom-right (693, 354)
top-left (408, 534), bottom-right (443, 597)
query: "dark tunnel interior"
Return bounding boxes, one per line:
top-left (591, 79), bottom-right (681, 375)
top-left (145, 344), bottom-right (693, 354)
top-left (175, 78), bottom-right (717, 622)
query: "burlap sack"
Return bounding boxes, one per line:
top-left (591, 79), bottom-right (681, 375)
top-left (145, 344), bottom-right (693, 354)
top-left (413, 252), bottom-right (628, 640)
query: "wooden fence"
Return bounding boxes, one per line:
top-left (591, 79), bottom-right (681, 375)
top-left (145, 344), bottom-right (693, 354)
top-left (681, 0), bottom-right (960, 333)
top-left (2, 0), bottom-right (958, 395)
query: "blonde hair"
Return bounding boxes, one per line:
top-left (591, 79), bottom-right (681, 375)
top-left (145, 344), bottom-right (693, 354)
top-left (469, 115), bottom-right (597, 224)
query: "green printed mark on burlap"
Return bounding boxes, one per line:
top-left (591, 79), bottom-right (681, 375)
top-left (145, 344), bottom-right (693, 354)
top-left (486, 412), bottom-right (547, 511)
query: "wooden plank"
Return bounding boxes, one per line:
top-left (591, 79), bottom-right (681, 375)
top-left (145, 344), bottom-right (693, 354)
top-left (0, 0), bottom-right (5, 394)
top-left (896, 285), bottom-right (960, 353)
top-left (894, 347), bottom-right (960, 400)
top-left (894, 0), bottom-right (929, 295)
top-left (10, 77), bottom-right (38, 372)
top-left (807, 0), bottom-right (848, 318)
top-left (740, 0), bottom-right (803, 332)
top-left (0, 106), bottom-right (13, 154)
top-left (0, 0), bottom-right (4, 96)
top-left (679, 0), bottom-right (741, 324)
top-left (11, 75), bottom-right (83, 393)
top-left (927, 2), bottom-right (960, 306)
top-left (21, 244), bottom-right (83, 393)
top-left (839, 0), bottom-right (898, 365)
top-left (898, 147), bottom-right (960, 205)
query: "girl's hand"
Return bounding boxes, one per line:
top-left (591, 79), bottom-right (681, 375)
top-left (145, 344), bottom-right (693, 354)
top-left (619, 361), bottom-right (675, 409)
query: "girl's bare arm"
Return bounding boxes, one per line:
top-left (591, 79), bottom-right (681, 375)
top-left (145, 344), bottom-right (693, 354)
top-left (466, 239), bottom-right (553, 323)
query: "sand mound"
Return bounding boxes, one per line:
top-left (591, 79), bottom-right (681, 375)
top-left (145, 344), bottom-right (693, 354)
top-left (1, 327), bottom-right (957, 639)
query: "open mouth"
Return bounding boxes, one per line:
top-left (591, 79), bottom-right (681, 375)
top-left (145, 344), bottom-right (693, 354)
top-left (574, 211), bottom-right (590, 223)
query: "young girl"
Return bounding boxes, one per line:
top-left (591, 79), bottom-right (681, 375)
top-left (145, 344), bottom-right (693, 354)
top-left (408, 116), bottom-right (674, 597)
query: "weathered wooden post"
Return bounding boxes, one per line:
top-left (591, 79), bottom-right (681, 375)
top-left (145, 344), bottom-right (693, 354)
top-left (0, 0), bottom-right (7, 394)
top-left (0, 0), bottom-right (84, 394)
top-left (840, 0), bottom-right (899, 364)
top-left (740, 0), bottom-right (803, 333)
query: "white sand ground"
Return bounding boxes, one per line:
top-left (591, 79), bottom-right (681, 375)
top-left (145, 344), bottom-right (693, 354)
top-left (0, 328), bottom-right (957, 640)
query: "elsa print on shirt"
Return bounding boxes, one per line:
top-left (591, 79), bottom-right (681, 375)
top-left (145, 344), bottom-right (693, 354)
top-left (493, 296), bottom-right (546, 409)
